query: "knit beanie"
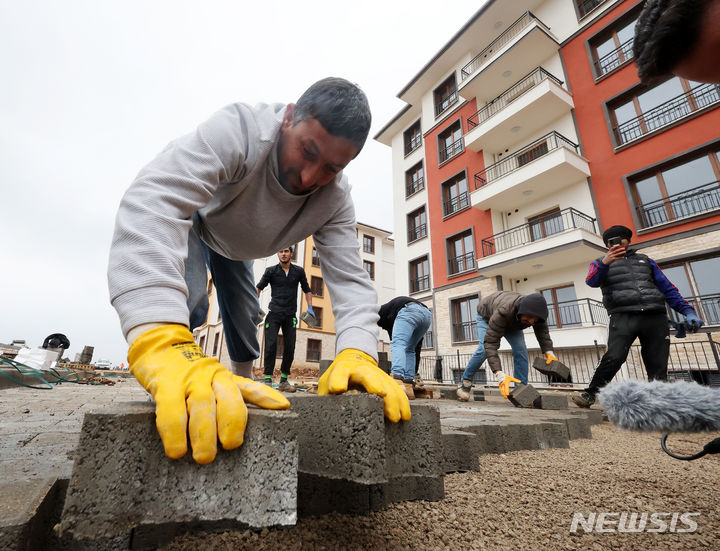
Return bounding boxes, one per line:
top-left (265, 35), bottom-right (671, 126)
top-left (602, 225), bottom-right (633, 246)
top-left (516, 293), bottom-right (549, 321)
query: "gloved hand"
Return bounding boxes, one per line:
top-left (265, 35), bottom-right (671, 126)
top-left (684, 312), bottom-right (705, 332)
top-left (128, 324), bottom-right (289, 464)
top-left (545, 351), bottom-right (559, 365)
top-left (494, 370), bottom-right (521, 399)
top-left (307, 304), bottom-right (315, 316)
top-left (318, 348), bottom-right (411, 422)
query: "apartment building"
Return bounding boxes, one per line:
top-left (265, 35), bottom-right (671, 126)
top-left (193, 222), bottom-right (394, 372)
top-left (376, 0), bottom-right (720, 383)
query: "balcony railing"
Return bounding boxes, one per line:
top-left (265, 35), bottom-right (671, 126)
top-left (473, 131), bottom-right (579, 189)
top-left (406, 135), bottom-right (422, 155)
top-left (452, 320), bottom-right (478, 342)
top-left (594, 37), bottom-right (633, 77)
top-left (448, 251), bottom-right (476, 275)
top-left (422, 330), bottom-right (434, 349)
top-left (546, 298), bottom-right (609, 329)
top-left (439, 137), bottom-right (464, 163)
top-left (442, 191), bottom-right (470, 217)
top-left (577, 0), bottom-right (609, 18)
top-left (461, 12), bottom-right (546, 81)
top-left (669, 294), bottom-right (720, 326)
top-left (406, 176), bottom-right (425, 198)
top-left (408, 223), bottom-right (428, 243)
top-left (435, 91), bottom-right (458, 117)
top-left (614, 83), bottom-right (720, 145)
top-left (467, 67), bottom-right (563, 129)
top-left (480, 207), bottom-right (597, 256)
top-left (410, 275), bottom-right (430, 294)
top-left (636, 181), bottom-right (720, 228)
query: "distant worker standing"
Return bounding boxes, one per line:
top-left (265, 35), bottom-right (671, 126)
top-left (256, 247), bottom-right (313, 392)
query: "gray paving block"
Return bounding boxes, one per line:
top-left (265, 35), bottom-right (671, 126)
top-left (442, 429), bottom-right (480, 472)
top-left (509, 384), bottom-right (540, 408)
top-left (533, 394), bottom-right (568, 410)
top-left (532, 357), bottom-right (571, 380)
top-left (535, 422), bottom-right (570, 450)
top-left (0, 477), bottom-right (64, 551)
top-left (318, 359), bottom-right (333, 377)
top-left (570, 408), bottom-right (604, 425)
top-left (59, 402), bottom-right (299, 550)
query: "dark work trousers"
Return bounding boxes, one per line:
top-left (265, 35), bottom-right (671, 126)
top-left (263, 312), bottom-right (297, 377)
top-left (586, 311), bottom-right (669, 395)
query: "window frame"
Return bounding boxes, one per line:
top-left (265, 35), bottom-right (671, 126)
top-left (310, 276), bottom-right (324, 297)
top-left (363, 235), bottom-right (375, 254)
top-left (446, 228), bottom-right (476, 277)
top-left (363, 260), bottom-right (375, 280)
top-left (311, 247), bottom-right (320, 267)
top-left (586, 4), bottom-right (641, 80)
top-left (434, 74), bottom-right (459, 117)
top-left (441, 170), bottom-right (470, 218)
top-left (306, 339), bottom-right (322, 362)
top-left (408, 254), bottom-right (430, 294)
top-left (405, 161), bottom-right (425, 198)
top-left (437, 118), bottom-right (464, 165)
top-left (450, 293), bottom-right (480, 344)
top-left (403, 120), bottom-right (422, 156)
top-left (407, 206), bottom-right (428, 244)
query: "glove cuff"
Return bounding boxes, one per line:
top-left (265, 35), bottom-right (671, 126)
top-left (493, 370), bottom-right (507, 383)
top-left (336, 348), bottom-right (378, 367)
top-left (127, 323), bottom-right (194, 364)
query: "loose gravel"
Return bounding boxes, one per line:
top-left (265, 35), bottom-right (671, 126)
top-left (161, 423), bottom-right (720, 550)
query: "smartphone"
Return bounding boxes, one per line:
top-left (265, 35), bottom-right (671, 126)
top-left (607, 236), bottom-right (623, 248)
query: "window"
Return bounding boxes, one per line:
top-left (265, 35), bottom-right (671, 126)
top-left (407, 207), bottom-right (427, 243)
top-left (541, 286), bottom-right (581, 328)
top-left (529, 208), bottom-right (564, 241)
top-left (451, 295), bottom-right (479, 342)
top-left (363, 260), bottom-right (375, 280)
top-left (290, 245), bottom-right (298, 261)
top-left (363, 235), bottom-right (375, 254)
top-left (403, 120), bottom-right (422, 156)
top-left (590, 13), bottom-right (638, 77)
top-left (662, 255), bottom-right (720, 325)
top-left (576, 0), bottom-right (608, 19)
top-left (438, 120), bottom-right (463, 164)
top-left (517, 141), bottom-right (549, 167)
top-left (442, 172), bottom-right (470, 217)
top-left (610, 77), bottom-right (720, 146)
top-left (212, 333), bottom-right (220, 357)
top-left (199, 335), bottom-right (206, 351)
top-left (311, 276), bottom-right (324, 297)
top-left (422, 327), bottom-right (434, 349)
top-left (312, 306), bottom-right (323, 328)
top-left (306, 339), bottom-right (322, 362)
top-left (405, 162), bottom-right (425, 197)
top-left (409, 256), bottom-right (430, 293)
top-left (312, 248), bottom-right (320, 267)
top-left (631, 149), bottom-right (720, 228)
top-left (434, 74), bottom-right (458, 116)
top-left (447, 230), bottom-right (475, 276)
top-left (276, 335), bottom-right (284, 357)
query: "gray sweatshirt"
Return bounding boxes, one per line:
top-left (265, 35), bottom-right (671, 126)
top-left (108, 102), bottom-right (379, 359)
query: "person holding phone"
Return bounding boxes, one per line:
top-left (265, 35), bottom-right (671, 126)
top-left (572, 225), bottom-right (704, 407)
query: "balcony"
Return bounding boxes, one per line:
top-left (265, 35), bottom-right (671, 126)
top-left (406, 177), bottom-right (425, 198)
top-left (443, 191), bottom-right (470, 218)
top-left (408, 223), bottom-right (428, 243)
top-left (614, 83), bottom-right (720, 146)
top-left (410, 275), bottom-right (430, 294)
top-left (594, 37), bottom-right (633, 78)
top-left (470, 132), bottom-right (590, 211)
top-left (547, 298), bottom-right (609, 329)
top-left (669, 294), bottom-right (720, 326)
top-left (476, 208), bottom-right (606, 279)
top-left (448, 251), bottom-right (476, 277)
top-left (636, 181), bottom-right (720, 229)
top-left (459, 12), bottom-right (559, 103)
top-left (464, 67), bottom-right (574, 152)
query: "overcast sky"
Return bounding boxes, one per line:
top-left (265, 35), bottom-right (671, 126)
top-left (0, 0), bottom-right (484, 365)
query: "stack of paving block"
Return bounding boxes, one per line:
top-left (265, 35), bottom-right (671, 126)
top-left (56, 395), bottom-right (444, 550)
top-left (509, 384), bottom-right (569, 410)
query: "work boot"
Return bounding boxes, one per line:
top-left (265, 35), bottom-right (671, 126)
top-left (571, 391), bottom-right (596, 408)
top-left (456, 379), bottom-right (473, 402)
top-left (278, 378), bottom-right (296, 393)
top-left (394, 376), bottom-right (415, 400)
top-left (413, 372), bottom-right (425, 389)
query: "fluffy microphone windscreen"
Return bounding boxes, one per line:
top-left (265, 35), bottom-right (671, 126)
top-left (599, 380), bottom-right (720, 432)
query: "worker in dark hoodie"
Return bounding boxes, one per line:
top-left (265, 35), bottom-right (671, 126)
top-left (457, 291), bottom-right (557, 401)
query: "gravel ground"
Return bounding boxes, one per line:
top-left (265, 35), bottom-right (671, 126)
top-left (161, 423), bottom-right (720, 551)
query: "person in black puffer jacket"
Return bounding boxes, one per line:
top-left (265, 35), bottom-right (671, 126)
top-left (572, 225), bottom-right (704, 408)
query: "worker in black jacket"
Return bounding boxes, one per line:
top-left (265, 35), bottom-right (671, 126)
top-left (256, 246), bottom-right (313, 392)
top-left (378, 296), bottom-right (432, 400)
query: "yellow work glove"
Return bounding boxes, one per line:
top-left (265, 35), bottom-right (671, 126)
top-left (494, 370), bottom-right (521, 399)
top-left (545, 351), bottom-right (559, 364)
top-left (128, 324), bottom-right (289, 464)
top-left (318, 348), bottom-right (411, 422)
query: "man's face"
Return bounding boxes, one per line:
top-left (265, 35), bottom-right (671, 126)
top-left (277, 105), bottom-right (359, 195)
top-left (519, 314), bottom-right (539, 327)
top-left (277, 248), bottom-right (292, 264)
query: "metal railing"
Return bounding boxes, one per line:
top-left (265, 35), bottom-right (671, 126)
top-left (481, 208), bottom-right (597, 257)
top-left (669, 295), bottom-right (720, 327)
top-left (614, 83), bottom-right (720, 145)
top-left (405, 176), bottom-right (425, 197)
top-left (577, 0), bottom-right (608, 18)
top-left (473, 131), bottom-right (579, 189)
top-left (636, 181), bottom-right (720, 228)
top-left (442, 191), bottom-right (470, 217)
top-left (594, 37), bottom-right (633, 76)
top-left (439, 137), bottom-right (464, 163)
top-left (546, 298), bottom-right (609, 328)
top-left (422, 330), bottom-right (434, 349)
top-left (461, 12), bottom-right (547, 81)
top-left (448, 251), bottom-right (476, 276)
top-left (408, 223), bottom-right (427, 243)
top-left (452, 321), bottom-right (478, 343)
top-left (410, 275), bottom-right (430, 294)
top-left (467, 67), bottom-right (563, 129)
top-left (405, 135), bottom-right (422, 155)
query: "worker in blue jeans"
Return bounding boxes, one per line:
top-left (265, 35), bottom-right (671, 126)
top-left (378, 297), bottom-right (432, 400)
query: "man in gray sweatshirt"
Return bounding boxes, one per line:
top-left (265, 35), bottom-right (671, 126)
top-left (108, 77), bottom-right (410, 465)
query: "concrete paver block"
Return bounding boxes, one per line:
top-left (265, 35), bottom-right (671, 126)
top-left (533, 394), bottom-right (569, 410)
top-left (0, 478), bottom-right (64, 551)
top-left (532, 357), bottom-right (571, 381)
top-left (318, 360), bottom-right (333, 377)
top-left (59, 402), bottom-right (299, 550)
top-left (442, 429), bottom-right (480, 472)
top-left (509, 384), bottom-right (540, 408)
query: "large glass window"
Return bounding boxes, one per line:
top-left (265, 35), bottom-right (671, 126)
top-left (541, 285), bottom-right (581, 328)
top-left (409, 256), bottom-right (430, 293)
top-left (403, 120), bottom-right (422, 156)
top-left (438, 120), bottom-right (463, 164)
top-left (405, 162), bottom-right (424, 197)
top-left (591, 15), bottom-right (637, 76)
top-left (363, 260), bottom-right (375, 280)
top-left (306, 339), bottom-right (321, 362)
top-left (441, 172), bottom-right (469, 217)
top-left (447, 230), bottom-right (475, 276)
top-left (310, 276), bottom-right (324, 297)
top-left (451, 295), bottom-right (479, 342)
top-left (434, 74), bottom-right (458, 116)
top-left (407, 207), bottom-right (428, 243)
top-left (529, 208), bottom-right (564, 241)
top-left (662, 255), bottom-right (720, 325)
